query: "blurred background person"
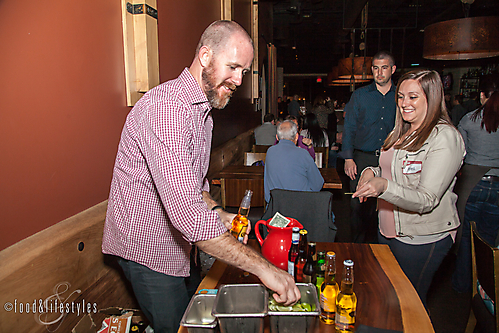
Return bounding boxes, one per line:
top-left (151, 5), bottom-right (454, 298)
top-left (452, 73), bottom-right (499, 293)
top-left (311, 95), bottom-right (334, 130)
top-left (254, 113), bottom-right (277, 145)
top-left (450, 94), bottom-right (467, 126)
top-left (300, 113), bottom-right (329, 148)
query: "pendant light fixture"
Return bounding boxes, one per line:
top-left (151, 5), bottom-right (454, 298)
top-left (423, 0), bottom-right (499, 60)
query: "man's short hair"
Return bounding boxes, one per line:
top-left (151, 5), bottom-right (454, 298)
top-left (264, 113), bottom-right (275, 123)
top-left (277, 120), bottom-right (298, 141)
top-left (196, 20), bottom-right (253, 57)
top-left (373, 50), bottom-right (395, 67)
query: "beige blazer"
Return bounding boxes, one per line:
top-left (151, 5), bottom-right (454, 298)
top-left (370, 124), bottom-right (465, 237)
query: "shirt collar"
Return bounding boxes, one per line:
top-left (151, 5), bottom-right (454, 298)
top-left (367, 80), bottom-right (396, 94)
top-left (179, 68), bottom-right (212, 114)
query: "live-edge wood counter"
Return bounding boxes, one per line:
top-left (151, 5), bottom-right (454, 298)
top-left (178, 241), bottom-right (434, 333)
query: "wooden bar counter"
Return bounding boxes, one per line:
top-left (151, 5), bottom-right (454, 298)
top-left (178, 241), bottom-right (434, 333)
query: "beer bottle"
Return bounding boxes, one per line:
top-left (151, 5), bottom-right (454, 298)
top-left (303, 242), bottom-right (316, 283)
top-left (230, 190), bottom-right (252, 242)
top-left (315, 251), bottom-right (326, 293)
top-left (294, 229), bottom-right (308, 282)
top-left (320, 251), bottom-right (339, 324)
top-left (335, 259), bottom-right (357, 332)
top-left (287, 227), bottom-right (300, 276)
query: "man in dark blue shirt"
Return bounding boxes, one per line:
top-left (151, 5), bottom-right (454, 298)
top-left (264, 120), bottom-right (324, 203)
top-left (339, 50), bottom-right (397, 243)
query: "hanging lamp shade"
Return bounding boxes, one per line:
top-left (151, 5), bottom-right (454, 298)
top-left (423, 16), bottom-right (499, 60)
top-left (337, 57), bottom-right (373, 80)
top-left (328, 66), bottom-right (370, 86)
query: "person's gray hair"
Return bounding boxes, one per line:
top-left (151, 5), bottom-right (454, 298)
top-left (277, 120), bottom-right (298, 141)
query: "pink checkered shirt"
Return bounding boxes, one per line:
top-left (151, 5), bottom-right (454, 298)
top-left (102, 68), bottom-right (227, 277)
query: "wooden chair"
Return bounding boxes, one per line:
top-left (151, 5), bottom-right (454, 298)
top-left (252, 144), bottom-right (272, 153)
top-left (244, 152), bottom-right (266, 166)
top-left (314, 146), bottom-right (329, 168)
top-left (220, 178), bottom-right (265, 209)
top-left (315, 152), bottom-right (323, 168)
top-left (466, 221), bottom-right (499, 333)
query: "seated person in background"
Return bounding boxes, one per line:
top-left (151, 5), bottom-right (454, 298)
top-left (274, 115), bottom-right (315, 160)
top-left (264, 120), bottom-right (324, 203)
top-left (254, 113), bottom-right (277, 145)
top-left (300, 113), bottom-right (329, 148)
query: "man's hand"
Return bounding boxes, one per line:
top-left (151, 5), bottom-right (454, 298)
top-left (196, 233), bottom-right (301, 306)
top-left (344, 159), bottom-right (357, 180)
top-left (259, 263), bottom-right (301, 306)
top-left (215, 209), bottom-right (251, 245)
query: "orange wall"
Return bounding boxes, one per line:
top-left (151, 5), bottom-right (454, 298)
top-left (0, 0), bottom-right (259, 251)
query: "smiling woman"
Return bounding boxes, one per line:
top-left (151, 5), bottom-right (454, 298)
top-left (352, 69), bottom-right (466, 308)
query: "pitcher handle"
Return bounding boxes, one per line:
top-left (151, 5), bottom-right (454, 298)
top-left (254, 220), bottom-right (267, 246)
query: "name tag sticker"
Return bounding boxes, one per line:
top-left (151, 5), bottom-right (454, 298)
top-left (402, 161), bottom-right (422, 174)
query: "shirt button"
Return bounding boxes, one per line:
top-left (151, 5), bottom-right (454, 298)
top-left (381, 117), bottom-right (384, 120)
top-left (382, 106), bottom-right (385, 109)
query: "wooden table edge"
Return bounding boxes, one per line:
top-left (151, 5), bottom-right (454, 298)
top-left (370, 244), bottom-right (435, 333)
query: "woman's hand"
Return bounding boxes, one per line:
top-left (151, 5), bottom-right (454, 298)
top-left (353, 172), bottom-right (387, 203)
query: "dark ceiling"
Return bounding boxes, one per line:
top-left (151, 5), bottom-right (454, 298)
top-left (262, 0), bottom-right (499, 74)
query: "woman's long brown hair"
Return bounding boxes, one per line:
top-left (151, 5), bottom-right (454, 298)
top-left (470, 73), bottom-right (499, 133)
top-left (383, 69), bottom-right (452, 152)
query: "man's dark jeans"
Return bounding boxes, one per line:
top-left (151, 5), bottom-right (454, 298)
top-left (118, 252), bottom-right (201, 333)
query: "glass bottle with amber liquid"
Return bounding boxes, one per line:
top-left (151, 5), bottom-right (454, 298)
top-left (288, 227), bottom-right (300, 276)
top-left (230, 189), bottom-right (252, 242)
top-left (294, 229), bottom-right (308, 282)
top-left (320, 251), bottom-right (339, 324)
top-left (303, 242), bottom-right (316, 283)
top-left (335, 259), bottom-right (357, 332)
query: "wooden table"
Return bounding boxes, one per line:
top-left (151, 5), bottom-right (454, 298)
top-left (178, 241), bottom-right (434, 333)
top-left (211, 165), bottom-right (342, 190)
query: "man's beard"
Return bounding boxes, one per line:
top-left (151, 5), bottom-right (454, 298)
top-left (202, 63), bottom-right (237, 109)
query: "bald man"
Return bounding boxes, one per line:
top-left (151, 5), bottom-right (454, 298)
top-left (102, 21), bottom-right (299, 332)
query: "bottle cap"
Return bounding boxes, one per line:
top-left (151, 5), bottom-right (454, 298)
top-left (299, 229), bottom-right (308, 235)
top-left (344, 259), bottom-right (354, 266)
top-left (326, 251), bottom-right (335, 257)
top-left (292, 227), bottom-right (300, 232)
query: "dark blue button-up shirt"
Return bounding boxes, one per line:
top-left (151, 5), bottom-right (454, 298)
top-left (340, 81), bottom-right (397, 160)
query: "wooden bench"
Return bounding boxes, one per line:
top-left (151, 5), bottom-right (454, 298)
top-left (0, 201), bottom-right (139, 332)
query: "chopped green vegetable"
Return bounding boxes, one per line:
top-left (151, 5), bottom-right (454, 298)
top-left (268, 298), bottom-right (315, 312)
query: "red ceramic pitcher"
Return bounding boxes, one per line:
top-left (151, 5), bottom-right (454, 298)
top-left (254, 217), bottom-right (303, 271)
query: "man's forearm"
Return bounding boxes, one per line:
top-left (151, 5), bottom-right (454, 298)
top-left (196, 232), bottom-right (271, 277)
